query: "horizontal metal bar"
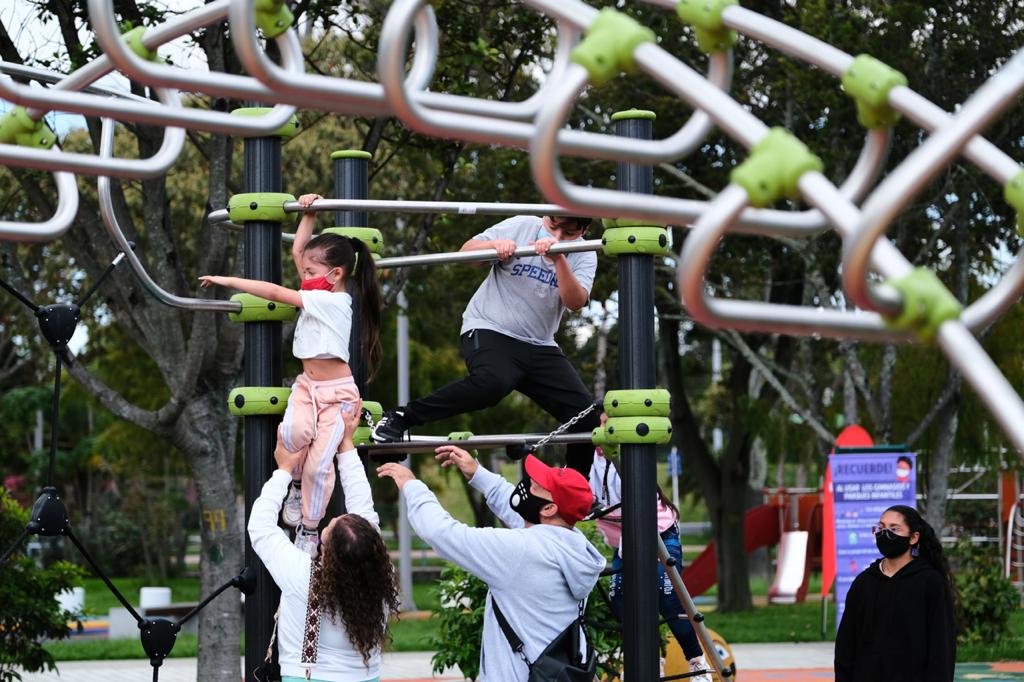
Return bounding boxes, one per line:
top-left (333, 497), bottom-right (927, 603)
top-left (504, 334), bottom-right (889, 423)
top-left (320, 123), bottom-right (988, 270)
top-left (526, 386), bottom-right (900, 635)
top-left (374, 239), bottom-right (603, 269)
top-left (358, 431), bottom-right (594, 454)
top-left (208, 199), bottom-right (580, 224)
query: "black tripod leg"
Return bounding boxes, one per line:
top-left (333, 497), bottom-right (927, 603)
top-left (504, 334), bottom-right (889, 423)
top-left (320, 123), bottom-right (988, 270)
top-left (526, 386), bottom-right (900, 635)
top-left (0, 527), bottom-right (30, 565)
top-left (77, 249), bottom-right (130, 308)
top-left (46, 353), bottom-right (63, 486)
top-left (64, 528), bottom-right (144, 623)
top-left (0, 277), bottom-right (38, 312)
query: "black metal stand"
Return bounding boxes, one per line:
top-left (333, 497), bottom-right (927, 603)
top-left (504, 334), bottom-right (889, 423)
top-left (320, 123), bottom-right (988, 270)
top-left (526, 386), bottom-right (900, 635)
top-left (615, 112), bottom-right (660, 681)
top-left (1, 250), bottom-right (256, 680)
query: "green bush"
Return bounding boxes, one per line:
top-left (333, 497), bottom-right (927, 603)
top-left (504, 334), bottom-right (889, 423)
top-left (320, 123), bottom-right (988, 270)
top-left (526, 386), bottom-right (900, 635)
top-left (951, 538), bottom-right (1019, 646)
top-left (0, 488), bottom-right (85, 681)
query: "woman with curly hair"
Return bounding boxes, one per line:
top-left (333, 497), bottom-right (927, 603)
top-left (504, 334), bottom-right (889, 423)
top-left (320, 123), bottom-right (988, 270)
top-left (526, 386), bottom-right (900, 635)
top-left (835, 504), bottom-right (957, 682)
top-left (249, 399), bottom-right (400, 682)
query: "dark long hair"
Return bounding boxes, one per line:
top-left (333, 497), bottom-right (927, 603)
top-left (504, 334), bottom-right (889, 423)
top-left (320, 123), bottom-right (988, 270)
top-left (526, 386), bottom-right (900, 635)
top-left (303, 234), bottom-right (383, 379)
top-left (885, 505), bottom-right (954, 589)
top-left (317, 514), bottom-right (400, 666)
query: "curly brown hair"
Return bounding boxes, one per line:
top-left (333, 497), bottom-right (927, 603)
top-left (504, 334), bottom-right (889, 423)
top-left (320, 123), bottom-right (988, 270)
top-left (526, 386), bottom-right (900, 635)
top-left (316, 514), bottom-right (400, 666)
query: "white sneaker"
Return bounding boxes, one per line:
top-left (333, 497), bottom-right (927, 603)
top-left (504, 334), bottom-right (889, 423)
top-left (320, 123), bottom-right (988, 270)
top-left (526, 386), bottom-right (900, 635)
top-left (688, 655), bottom-right (712, 682)
top-left (294, 526), bottom-right (319, 557)
top-left (281, 481), bottom-right (302, 526)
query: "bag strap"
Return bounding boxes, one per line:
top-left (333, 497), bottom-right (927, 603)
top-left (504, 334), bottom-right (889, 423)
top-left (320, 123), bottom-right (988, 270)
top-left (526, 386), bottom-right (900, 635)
top-left (300, 557), bottom-right (325, 679)
top-left (491, 595), bottom-right (531, 667)
top-left (263, 606), bottom-right (280, 664)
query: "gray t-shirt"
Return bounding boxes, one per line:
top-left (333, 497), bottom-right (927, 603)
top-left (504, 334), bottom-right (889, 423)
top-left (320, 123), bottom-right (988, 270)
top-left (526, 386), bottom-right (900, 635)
top-left (461, 215), bottom-right (597, 347)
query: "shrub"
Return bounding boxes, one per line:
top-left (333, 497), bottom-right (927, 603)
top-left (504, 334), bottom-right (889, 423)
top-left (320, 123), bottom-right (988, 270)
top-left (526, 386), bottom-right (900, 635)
top-left (951, 537), bottom-right (1019, 646)
top-left (0, 488), bottom-right (85, 681)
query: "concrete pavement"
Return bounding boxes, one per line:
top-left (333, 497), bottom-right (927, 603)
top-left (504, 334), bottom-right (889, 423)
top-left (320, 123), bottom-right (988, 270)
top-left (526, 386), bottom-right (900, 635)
top-left (18, 645), bottom-right (1024, 681)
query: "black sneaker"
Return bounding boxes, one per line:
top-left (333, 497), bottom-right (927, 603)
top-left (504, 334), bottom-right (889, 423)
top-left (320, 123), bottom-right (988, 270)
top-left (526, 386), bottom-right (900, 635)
top-left (371, 408), bottom-right (410, 443)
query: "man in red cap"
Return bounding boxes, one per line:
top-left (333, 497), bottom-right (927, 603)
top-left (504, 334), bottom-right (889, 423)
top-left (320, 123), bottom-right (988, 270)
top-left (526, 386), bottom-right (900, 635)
top-left (377, 446), bottom-right (605, 682)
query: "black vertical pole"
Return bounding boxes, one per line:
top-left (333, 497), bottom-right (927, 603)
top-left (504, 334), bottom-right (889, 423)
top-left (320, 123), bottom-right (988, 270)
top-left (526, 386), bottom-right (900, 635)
top-left (240, 111), bottom-right (285, 680)
top-left (331, 150), bottom-right (370, 393)
top-left (327, 150), bottom-right (371, 518)
top-left (614, 109), bottom-right (659, 680)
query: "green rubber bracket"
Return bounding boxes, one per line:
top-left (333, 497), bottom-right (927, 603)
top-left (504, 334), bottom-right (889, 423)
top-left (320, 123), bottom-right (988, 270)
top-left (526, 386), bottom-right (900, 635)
top-left (604, 389), bottom-right (672, 417)
top-left (599, 417), bottom-right (673, 445)
top-left (602, 227), bottom-right (670, 255)
top-left (883, 267), bottom-right (962, 342)
top-left (601, 218), bottom-right (666, 229)
top-left (228, 387), bottom-right (291, 416)
top-left (570, 8), bottom-right (656, 87)
top-left (676, 0), bottom-right (738, 54)
top-left (841, 55), bottom-right (908, 129)
top-left (230, 108), bottom-right (299, 139)
top-left (228, 293), bottom-right (298, 323)
top-left (730, 128), bottom-right (824, 208)
top-left (122, 27), bottom-right (161, 62)
top-left (1004, 169), bottom-right (1024, 236)
top-left (353, 426), bottom-right (373, 445)
top-left (610, 109), bottom-right (657, 122)
top-left (253, 0), bottom-right (294, 39)
top-left (361, 400), bottom-right (383, 424)
top-left (330, 150), bottom-right (373, 160)
top-left (322, 227), bottom-right (384, 254)
top-left (447, 431), bottom-right (474, 441)
top-left (0, 107), bottom-right (56, 149)
top-left (228, 193), bottom-right (296, 223)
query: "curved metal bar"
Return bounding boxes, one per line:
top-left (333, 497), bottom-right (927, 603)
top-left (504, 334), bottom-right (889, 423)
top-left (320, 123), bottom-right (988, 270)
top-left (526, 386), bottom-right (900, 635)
top-left (0, 87), bottom-right (186, 178)
top-left (87, 0), bottom-right (304, 125)
top-left (530, 56), bottom-right (888, 236)
top-left (676, 183), bottom-right (905, 340)
top-left (378, 0), bottom-right (732, 163)
top-left (843, 49), bottom-right (1024, 314)
top-left (0, 170), bottom-right (79, 242)
top-left (96, 118), bottom-right (240, 312)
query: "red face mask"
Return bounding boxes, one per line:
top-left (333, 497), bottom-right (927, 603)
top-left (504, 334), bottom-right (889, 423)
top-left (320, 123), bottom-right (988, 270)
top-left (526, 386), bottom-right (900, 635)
top-left (300, 275), bottom-right (334, 292)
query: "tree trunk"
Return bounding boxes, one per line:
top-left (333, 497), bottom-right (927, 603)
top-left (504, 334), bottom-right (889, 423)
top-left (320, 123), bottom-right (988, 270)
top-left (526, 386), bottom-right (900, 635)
top-left (924, 371), bottom-right (961, 535)
top-left (171, 396), bottom-right (243, 682)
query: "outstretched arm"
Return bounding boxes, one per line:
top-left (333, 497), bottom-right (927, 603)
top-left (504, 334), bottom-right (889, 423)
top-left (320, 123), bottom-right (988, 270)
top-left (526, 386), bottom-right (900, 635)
top-left (198, 276), bottom-right (302, 308)
top-left (336, 400), bottom-right (380, 529)
top-left (292, 193), bottom-right (322, 276)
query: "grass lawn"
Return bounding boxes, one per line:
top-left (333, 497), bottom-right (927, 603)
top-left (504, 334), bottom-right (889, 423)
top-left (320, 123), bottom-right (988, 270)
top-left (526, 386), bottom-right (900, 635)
top-left (79, 576), bottom-right (201, 615)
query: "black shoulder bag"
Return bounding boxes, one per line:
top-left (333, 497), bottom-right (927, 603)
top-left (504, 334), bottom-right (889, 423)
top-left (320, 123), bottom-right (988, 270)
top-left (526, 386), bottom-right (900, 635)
top-left (492, 596), bottom-right (596, 682)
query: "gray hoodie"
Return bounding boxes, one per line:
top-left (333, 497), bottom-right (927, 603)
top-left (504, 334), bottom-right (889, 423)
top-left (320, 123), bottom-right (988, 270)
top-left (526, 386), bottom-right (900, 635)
top-left (402, 464), bottom-right (606, 681)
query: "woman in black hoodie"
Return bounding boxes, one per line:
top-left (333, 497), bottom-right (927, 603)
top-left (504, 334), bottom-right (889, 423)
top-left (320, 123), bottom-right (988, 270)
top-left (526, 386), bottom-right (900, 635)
top-left (835, 504), bottom-right (957, 682)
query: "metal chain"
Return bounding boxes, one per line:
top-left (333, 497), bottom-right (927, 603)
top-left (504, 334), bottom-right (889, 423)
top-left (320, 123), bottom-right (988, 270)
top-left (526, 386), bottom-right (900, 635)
top-left (531, 401), bottom-right (598, 451)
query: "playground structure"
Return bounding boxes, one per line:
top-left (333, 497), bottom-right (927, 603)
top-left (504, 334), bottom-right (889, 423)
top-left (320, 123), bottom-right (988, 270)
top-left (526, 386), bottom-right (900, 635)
top-left (0, 0), bottom-right (1023, 680)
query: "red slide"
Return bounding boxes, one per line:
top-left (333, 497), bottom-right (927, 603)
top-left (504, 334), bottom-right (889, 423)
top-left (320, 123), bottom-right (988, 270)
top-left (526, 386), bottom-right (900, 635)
top-left (681, 504), bottom-right (782, 597)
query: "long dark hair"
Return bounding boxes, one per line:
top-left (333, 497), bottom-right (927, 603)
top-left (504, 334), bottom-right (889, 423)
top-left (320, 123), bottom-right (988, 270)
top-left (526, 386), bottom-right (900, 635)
top-left (885, 505), bottom-right (954, 589)
top-left (303, 234), bottom-right (383, 379)
top-left (317, 514), bottom-right (400, 666)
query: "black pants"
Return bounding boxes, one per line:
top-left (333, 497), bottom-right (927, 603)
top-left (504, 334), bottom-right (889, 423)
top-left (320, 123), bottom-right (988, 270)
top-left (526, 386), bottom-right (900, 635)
top-left (404, 329), bottom-right (601, 477)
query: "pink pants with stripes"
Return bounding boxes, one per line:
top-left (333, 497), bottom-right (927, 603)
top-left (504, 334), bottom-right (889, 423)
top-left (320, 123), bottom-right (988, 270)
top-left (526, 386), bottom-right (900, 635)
top-left (279, 373), bottom-right (360, 528)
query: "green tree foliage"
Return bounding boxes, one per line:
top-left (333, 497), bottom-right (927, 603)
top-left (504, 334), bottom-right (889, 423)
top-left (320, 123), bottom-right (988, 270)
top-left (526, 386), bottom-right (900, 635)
top-left (951, 538), bottom-right (1019, 646)
top-left (0, 487), bottom-right (84, 681)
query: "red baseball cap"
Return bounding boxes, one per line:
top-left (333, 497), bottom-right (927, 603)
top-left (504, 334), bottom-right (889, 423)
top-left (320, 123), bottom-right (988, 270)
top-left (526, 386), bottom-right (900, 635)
top-left (524, 454), bottom-right (593, 525)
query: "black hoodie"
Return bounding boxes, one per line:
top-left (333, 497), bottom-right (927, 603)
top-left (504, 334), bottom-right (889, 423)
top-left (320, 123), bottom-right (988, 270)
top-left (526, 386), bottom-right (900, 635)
top-left (835, 558), bottom-right (956, 682)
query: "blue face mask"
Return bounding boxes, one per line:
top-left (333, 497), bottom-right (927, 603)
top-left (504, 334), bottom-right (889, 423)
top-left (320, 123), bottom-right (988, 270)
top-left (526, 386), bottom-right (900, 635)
top-left (538, 225), bottom-right (553, 241)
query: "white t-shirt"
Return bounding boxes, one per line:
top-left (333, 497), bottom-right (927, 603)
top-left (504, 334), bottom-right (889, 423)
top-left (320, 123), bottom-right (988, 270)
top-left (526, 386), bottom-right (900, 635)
top-left (460, 215), bottom-right (597, 347)
top-left (293, 290), bottom-right (352, 361)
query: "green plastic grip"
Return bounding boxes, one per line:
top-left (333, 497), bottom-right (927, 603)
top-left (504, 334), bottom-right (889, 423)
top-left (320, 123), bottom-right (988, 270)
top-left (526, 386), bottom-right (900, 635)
top-left (676, 0), bottom-right (738, 54)
top-left (254, 0), bottom-right (294, 39)
top-left (122, 27), bottom-right (161, 61)
top-left (228, 193), bottom-right (296, 223)
top-left (883, 268), bottom-right (962, 342)
top-left (227, 293), bottom-right (298, 323)
top-left (330, 150), bottom-right (373, 160)
top-left (228, 387), bottom-right (291, 416)
top-left (0, 107), bottom-right (56, 149)
top-left (323, 227), bottom-right (385, 254)
top-left (602, 226), bottom-right (670, 256)
top-left (730, 128), bottom-right (823, 208)
top-left (604, 389), bottom-right (672, 417)
top-left (596, 417), bottom-right (673, 445)
top-left (841, 55), bottom-right (908, 129)
top-left (230, 108), bottom-right (299, 139)
top-left (1004, 170), bottom-right (1024, 236)
top-left (570, 8), bottom-right (656, 87)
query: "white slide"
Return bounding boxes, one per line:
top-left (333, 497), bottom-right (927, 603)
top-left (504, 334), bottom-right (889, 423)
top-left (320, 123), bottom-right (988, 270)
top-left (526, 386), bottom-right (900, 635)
top-left (768, 531), bottom-right (809, 604)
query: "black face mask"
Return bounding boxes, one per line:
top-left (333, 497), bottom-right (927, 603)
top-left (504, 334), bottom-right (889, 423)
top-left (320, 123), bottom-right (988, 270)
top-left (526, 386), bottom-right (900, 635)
top-left (510, 476), bottom-right (550, 525)
top-left (875, 528), bottom-right (912, 558)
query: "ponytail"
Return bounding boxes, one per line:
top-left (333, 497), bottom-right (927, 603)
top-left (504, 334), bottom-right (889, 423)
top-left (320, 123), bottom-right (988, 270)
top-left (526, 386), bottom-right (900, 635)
top-left (302, 233), bottom-right (383, 380)
top-left (348, 236), bottom-right (383, 380)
